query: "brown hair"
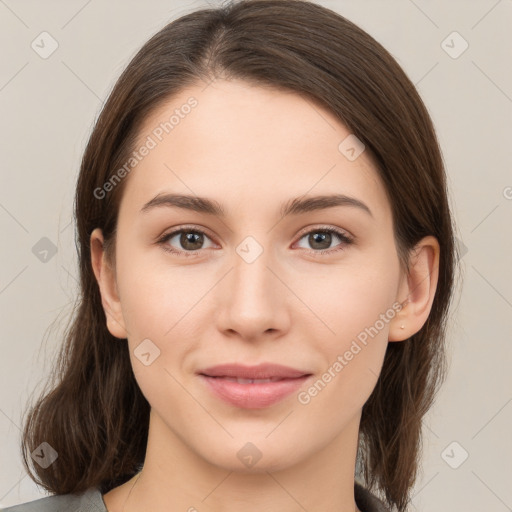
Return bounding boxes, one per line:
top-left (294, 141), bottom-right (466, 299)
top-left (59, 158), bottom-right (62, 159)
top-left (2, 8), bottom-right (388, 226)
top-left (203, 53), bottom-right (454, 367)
top-left (20, 1), bottom-right (459, 511)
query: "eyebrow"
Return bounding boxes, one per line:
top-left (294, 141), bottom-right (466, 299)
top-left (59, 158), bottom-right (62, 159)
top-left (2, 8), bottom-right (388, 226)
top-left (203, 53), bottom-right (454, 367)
top-left (140, 193), bottom-right (373, 218)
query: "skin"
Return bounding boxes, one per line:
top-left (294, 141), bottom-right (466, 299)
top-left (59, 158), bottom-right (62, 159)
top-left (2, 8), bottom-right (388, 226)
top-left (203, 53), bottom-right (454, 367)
top-left (91, 79), bottom-right (439, 512)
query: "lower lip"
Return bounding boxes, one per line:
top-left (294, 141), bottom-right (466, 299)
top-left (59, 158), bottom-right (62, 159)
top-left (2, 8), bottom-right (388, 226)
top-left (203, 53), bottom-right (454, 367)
top-left (199, 375), bottom-right (311, 409)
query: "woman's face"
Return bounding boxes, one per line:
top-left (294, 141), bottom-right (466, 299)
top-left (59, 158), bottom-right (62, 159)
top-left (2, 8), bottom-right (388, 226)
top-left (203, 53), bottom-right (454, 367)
top-left (94, 79), bottom-right (410, 473)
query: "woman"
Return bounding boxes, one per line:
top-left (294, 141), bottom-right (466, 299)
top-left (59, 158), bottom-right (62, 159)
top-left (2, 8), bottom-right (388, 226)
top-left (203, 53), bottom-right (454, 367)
top-left (5, 1), bottom-right (458, 511)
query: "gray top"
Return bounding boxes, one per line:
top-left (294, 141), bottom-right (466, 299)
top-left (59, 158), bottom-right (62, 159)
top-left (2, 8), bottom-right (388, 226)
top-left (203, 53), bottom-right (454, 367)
top-left (1, 487), bottom-right (106, 512)
top-left (2, 481), bottom-right (390, 511)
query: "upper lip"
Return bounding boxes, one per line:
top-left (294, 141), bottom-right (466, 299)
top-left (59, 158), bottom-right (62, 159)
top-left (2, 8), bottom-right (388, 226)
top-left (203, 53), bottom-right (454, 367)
top-left (198, 363), bottom-right (311, 380)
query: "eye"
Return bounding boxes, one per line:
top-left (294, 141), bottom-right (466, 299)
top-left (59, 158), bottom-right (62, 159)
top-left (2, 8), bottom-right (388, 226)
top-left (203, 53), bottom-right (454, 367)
top-left (294, 226), bottom-right (353, 255)
top-left (156, 225), bottom-right (354, 258)
top-left (157, 226), bottom-right (215, 257)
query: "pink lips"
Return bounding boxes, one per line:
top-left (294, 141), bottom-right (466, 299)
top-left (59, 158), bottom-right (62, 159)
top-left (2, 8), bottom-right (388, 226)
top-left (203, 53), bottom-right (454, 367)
top-left (198, 363), bottom-right (312, 409)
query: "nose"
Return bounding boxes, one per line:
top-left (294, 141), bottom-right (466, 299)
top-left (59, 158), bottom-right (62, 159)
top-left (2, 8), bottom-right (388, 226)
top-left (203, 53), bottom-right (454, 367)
top-left (215, 245), bottom-right (291, 342)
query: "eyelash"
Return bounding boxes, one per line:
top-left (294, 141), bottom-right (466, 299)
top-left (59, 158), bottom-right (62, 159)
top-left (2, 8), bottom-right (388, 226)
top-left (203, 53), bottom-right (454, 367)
top-left (156, 225), bottom-right (354, 258)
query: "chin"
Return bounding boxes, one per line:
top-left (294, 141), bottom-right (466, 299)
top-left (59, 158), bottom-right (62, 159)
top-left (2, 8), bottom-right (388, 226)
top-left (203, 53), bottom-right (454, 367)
top-left (198, 439), bottom-right (305, 474)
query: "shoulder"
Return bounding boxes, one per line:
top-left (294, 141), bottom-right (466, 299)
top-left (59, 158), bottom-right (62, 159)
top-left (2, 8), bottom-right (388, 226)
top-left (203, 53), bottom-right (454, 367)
top-left (1, 487), bottom-right (107, 512)
top-left (354, 479), bottom-right (391, 512)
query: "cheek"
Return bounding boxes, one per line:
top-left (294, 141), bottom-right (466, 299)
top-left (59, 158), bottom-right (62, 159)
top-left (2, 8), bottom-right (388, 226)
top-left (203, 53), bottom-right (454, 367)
top-left (115, 252), bottom-right (209, 394)
top-left (295, 259), bottom-right (398, 404)
top-left (116, 246), bottom-right (206, 338)
top-left (296, 288), bottom-right (393, 425)
top-left (294, 258), bottom-right (399, 340)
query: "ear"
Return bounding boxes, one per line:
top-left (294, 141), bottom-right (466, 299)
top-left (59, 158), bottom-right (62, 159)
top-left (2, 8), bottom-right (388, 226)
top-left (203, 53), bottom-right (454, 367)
top-left (90, 227), bottom-right (128, 339)
top-left (388, 235), bottom-right (440, 342)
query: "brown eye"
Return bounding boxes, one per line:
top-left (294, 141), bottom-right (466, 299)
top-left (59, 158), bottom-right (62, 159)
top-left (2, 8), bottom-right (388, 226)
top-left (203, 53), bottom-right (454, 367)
top-left (158, 227), bottom-right (215, 256)
top-left (295, 227), bottom-right (353, 254)
top-left (178, 231), bottom-right (205, 251)
top-left (308, 231), bottom-right (333, 250)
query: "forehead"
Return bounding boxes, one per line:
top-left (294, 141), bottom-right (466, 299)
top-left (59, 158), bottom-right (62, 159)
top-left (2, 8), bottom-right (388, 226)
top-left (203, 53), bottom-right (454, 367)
top-left (120, 79), bottom-right (390, 222)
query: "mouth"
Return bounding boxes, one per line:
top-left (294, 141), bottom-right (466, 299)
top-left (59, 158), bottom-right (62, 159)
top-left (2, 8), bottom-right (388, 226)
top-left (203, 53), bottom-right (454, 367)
top-left (205, 376), bottom-right (293, 384)
top-left (197, 363), bottom-right (313, 409)
top-left (198, 362), bottom-right (311, 380)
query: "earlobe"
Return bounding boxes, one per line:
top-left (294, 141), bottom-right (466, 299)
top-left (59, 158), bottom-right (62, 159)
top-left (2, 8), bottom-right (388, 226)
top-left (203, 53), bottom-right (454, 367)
top-left (388, 236), bottom-right (440, 342)
top-left (90, 228), bottom-right (128, 340)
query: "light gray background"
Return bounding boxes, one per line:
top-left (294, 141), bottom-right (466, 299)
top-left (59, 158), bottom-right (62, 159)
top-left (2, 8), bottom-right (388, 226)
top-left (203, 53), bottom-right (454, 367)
top-left (1, 0), bottom-right (511, 510)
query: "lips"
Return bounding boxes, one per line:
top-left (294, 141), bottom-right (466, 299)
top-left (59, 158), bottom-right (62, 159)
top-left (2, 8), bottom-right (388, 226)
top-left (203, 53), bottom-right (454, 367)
top-left (198, 363), bottom-right (310, 380)
top-left (197, 363), bottom-right (312, 409)
top-left (215, 376), bottom-right (283, 384)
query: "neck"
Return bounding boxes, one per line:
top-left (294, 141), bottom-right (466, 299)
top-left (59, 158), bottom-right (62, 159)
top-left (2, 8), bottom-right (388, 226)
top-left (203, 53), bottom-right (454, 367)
top-left (105, 409), bottom-right (363, 512)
